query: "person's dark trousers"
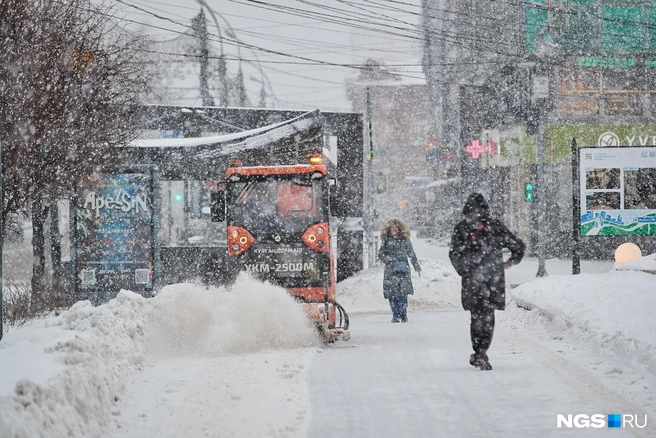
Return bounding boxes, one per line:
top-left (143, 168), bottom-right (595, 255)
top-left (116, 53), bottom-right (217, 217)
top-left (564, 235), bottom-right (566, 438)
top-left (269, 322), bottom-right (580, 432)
top-left (388, 295), bottom-right (408, 320)
top-left (470, 305), bottom-right (495, 354)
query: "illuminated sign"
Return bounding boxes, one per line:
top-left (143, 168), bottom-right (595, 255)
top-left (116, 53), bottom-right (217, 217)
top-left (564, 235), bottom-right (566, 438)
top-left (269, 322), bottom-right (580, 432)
top-left (72, 166), bottom-right (160, 301)
top-left (465, 139), bottom-right (485, 159)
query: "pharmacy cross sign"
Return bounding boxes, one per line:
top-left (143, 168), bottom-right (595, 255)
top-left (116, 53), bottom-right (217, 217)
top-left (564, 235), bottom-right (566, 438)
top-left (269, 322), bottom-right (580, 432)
top-left (465, 139), bottom-right (485, 159)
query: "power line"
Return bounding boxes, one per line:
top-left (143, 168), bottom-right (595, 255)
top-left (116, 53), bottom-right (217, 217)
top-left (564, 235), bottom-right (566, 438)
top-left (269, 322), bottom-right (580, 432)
top-left (113, 1), bottom-right (431, 78)
top-left (116, 0), bottom-right (528, 73)
top-left (103, 0), bottom-right (656, 108)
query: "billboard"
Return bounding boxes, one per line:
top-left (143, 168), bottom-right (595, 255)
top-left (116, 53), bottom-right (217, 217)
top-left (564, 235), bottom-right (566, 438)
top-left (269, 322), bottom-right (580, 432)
top-left (580, 147), bottom-right (656, 236)
top-left (71, 166), bottom-right (160, 301)
top-left (526, 1), bottom-right (656, 54)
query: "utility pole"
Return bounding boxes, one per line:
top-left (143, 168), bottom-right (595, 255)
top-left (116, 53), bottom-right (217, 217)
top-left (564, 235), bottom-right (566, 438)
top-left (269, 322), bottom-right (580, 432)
top-left (192, 9), bottom-right (214, 107)
top-left (365, 87), bottom-right (375, 268)
top-left (532, 36), bottom-right (551, 278)
top-left (535, 100), bottom-right (548, 277)
top-left (571, 138), bottom-right (581, 274)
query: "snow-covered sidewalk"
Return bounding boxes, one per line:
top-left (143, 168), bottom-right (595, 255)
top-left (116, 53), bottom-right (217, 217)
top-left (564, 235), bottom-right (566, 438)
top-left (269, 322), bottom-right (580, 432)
top-left (0, 241), bottom-right (654, 437)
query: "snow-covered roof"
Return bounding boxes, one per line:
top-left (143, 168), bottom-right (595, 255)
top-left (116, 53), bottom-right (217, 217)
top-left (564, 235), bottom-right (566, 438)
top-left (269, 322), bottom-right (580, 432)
top-left (425, 178), bottom-right (458, 189)
top-left (194, 112), bottom-right (321, 159)
top-left (129, 110), bottom-right (320, 149)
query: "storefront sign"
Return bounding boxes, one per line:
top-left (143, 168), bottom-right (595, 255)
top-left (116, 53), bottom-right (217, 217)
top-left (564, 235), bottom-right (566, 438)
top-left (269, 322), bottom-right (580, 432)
top-left (576, 56), bottom-right (636, 71)
top-left (71, 166), bottom-right (160, 301)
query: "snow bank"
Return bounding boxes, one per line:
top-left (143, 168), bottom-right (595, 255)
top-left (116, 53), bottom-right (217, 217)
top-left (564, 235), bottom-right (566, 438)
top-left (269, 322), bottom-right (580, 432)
top-left (613, 251), bottom-right (656, 273)
top-left (0, 291), bottom-right (148, 438)
top-left (0, 275), bottom-right (318, 438)
top-left (509, 271), bottom-right (656, 378)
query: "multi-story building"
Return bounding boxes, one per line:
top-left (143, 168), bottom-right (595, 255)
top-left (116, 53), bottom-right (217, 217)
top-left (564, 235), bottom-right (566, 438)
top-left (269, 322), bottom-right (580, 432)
top-left (420, 1), bottom-right (656, 256)
top-left (346, 62), bottom-right (436, 228)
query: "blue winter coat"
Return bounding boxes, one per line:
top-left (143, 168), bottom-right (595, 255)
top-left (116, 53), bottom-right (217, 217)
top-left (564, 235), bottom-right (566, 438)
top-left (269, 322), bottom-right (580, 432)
top-left (378, 234), bottom-right (421, 299)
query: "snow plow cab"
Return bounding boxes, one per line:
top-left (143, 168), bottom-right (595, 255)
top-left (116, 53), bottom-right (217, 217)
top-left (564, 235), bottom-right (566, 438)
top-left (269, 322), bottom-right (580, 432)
top-left (211, 155), bottom-right (350, 343)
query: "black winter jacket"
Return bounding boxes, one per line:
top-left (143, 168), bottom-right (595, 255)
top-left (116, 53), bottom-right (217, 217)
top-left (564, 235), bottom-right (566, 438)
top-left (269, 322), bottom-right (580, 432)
top-left (449, 216), bottom-right (525, 311)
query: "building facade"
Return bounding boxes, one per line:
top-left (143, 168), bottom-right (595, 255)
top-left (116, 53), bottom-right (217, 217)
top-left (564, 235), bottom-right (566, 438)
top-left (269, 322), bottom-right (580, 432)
top-left (346, 62), bottom-right (437, 228)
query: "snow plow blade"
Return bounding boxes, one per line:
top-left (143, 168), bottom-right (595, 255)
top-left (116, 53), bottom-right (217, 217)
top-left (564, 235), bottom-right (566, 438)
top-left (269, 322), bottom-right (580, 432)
top-left (317, 326), bottom-right (351, 343)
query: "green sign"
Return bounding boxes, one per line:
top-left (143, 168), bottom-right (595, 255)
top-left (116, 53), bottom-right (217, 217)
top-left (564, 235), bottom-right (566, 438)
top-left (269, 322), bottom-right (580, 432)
top-left (502, 124), bottom-right (656, 163)
top-left (525, 1), bottom-right (549, 53)
top-left (526, 2), bottom-right (656, 54)
top-left (576, 56), bottom-right (636, 71)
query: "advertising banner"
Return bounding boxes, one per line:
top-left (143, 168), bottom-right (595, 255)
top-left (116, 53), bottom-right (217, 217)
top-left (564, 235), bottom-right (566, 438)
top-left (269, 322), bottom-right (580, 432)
top-left (72, 166), bottom-right (160, 301)
top-left (580, 147), bottom-right (656, 236)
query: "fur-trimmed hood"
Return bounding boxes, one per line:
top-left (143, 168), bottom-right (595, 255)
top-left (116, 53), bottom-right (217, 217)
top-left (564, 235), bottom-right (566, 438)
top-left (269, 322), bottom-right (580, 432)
top-left (380, 217), bottom-right (411, 241)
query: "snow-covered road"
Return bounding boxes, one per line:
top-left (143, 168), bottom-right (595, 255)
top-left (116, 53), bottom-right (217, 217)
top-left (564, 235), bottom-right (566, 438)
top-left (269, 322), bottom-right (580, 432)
top-left (310, 310), bottom-right (649, 438)
top-left (3, 236), bottom-right (654, 437)
top-left (109, 307), bottom-right (652, 438)
top-left (112, 349), bottom-right (315, 438)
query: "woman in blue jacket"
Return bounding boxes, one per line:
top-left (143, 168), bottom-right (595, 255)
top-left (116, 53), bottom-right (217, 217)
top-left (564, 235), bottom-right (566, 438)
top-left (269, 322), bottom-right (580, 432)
top-left (378, 218), bottom-right (421, 323)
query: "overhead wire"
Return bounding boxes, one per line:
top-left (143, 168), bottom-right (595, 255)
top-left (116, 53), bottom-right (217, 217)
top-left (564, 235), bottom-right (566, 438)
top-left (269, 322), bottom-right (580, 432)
top-left (119, 0), bottom-right (521, 67)
top-left (108, 0), bottom-right (656, 106)
top-left (106, 0), bottom-right (656, 64)
top-left (120, 0), bottom-right (656, 73)
top-left (117, 0), bottom-right (540, 71)
top-left (113, 1), bottom-right (430, 79)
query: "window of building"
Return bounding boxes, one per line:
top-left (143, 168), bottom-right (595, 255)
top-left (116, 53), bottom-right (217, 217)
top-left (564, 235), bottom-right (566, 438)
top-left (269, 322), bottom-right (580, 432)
top-left (601, 6), bottom-right (646, 52)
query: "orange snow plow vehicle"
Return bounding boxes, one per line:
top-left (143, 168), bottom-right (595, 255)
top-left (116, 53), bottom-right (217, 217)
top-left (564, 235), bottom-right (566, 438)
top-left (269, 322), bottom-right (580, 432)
top-left (210, 155), bottom-right (350, 342)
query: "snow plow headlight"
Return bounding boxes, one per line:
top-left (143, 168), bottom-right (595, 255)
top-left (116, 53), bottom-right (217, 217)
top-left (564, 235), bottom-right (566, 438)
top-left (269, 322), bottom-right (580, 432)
top-left (301, 222), bottom-right (329, 252)
top-left (228, 226), bottom-right (255, 255)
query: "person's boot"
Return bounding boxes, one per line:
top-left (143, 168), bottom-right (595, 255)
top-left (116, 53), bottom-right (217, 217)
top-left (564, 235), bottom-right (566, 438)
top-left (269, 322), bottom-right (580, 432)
top-left (472, 351), bottom-right (492, 370)
top-left (391, 318), bottom-right (400, 323)
top-left (400, 314), bottom-right (408, 323)
top-left (469, 354), bottom-right (477, 366)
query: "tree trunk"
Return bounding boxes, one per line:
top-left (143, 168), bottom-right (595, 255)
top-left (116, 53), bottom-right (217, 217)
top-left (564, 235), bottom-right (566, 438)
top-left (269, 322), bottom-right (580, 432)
top-left (50, 200), bottom-right (64, 297)
top-left (31, 198), bottom-right (47, 309)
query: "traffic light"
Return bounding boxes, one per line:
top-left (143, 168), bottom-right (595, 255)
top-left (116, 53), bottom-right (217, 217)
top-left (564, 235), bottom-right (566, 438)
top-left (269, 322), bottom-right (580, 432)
top-left (524, 182), bottom-right (534, 202)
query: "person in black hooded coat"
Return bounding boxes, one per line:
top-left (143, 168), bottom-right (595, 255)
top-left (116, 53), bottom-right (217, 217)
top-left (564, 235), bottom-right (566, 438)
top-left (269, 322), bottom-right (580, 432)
top-left (449, 193), bottom-right (525, 369)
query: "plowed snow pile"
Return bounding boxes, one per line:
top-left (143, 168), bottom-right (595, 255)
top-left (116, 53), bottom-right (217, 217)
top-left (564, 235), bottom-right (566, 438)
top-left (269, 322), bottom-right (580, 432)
top-left (0, 274), bottom-right (317, 437)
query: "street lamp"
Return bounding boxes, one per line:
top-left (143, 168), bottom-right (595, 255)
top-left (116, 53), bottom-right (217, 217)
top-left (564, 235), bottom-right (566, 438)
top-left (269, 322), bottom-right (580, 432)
top-left (520, 32), bottom-right (557, 278)
top-left (534, 71), bottom-right (548, 278)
